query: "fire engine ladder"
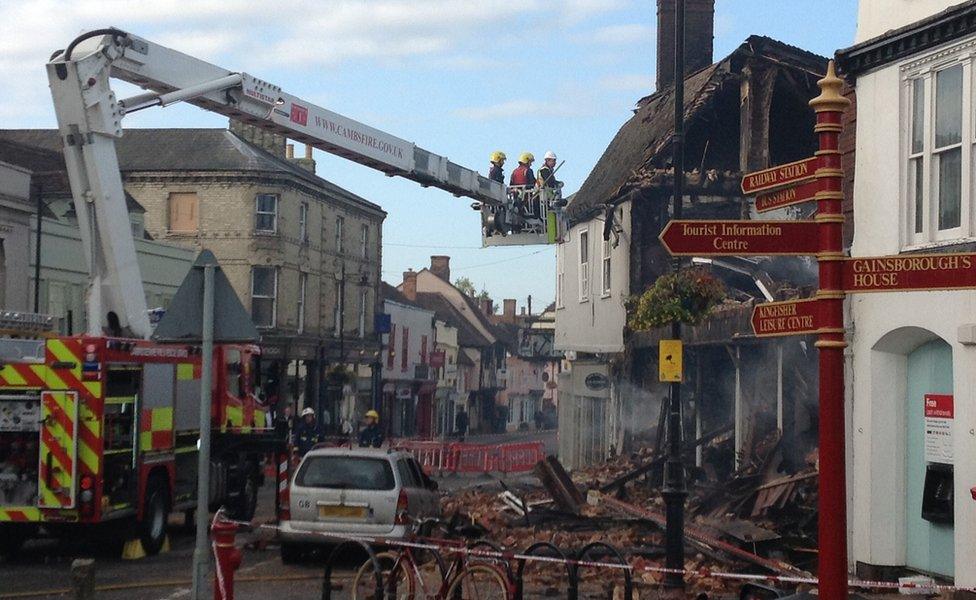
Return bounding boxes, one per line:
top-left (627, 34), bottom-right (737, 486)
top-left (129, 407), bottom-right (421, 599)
top-left (46, 28), bottom-right (507, 339)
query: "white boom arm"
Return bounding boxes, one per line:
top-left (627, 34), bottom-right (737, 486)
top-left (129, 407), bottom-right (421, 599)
top-left (46, 28), bottom-right (505, 339)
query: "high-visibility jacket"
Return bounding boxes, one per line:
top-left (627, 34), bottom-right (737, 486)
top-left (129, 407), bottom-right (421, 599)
top-left (509, 163), bottom-right (535, 186)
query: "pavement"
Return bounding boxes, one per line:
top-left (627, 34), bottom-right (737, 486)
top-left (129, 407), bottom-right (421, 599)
top-left (0, 430), bottom-right (555, 600)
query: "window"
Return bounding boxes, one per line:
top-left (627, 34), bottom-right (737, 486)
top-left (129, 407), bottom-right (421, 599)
top-left (904, 50), bottom-right (973, 245)
top-left (251, 266), bottom-right (277, 328)
top-left (358, 289), bottom-right (368, 338)
top-left (334, 282), bottom-right (342, 337)
top-left (556, 245), bottom-right (564, 309)
top-left (420, 335), bottom-right (428, 364)
top-left (601, 238), bottom-right (611, 296)
top-left (255, 194), bottom-right (278, 233)
top-left (361, 224), bottom-right (369, 259)
top-left (335, 216), bottom-right (344, 253)
top-left (297, 272), bottom-right (307, 334)
top-left (299, 202), bottom-right (309, 243)
top-left (387, 324), bottom-right (396, 369)
top-left (578, 229), bottom-right (589, 302)
top-left (297, 456), bottom-right (395, 491)
top-left (401, 326), bottom-right (409, 372)
top-left (167, 192), bottom-right (199, 233)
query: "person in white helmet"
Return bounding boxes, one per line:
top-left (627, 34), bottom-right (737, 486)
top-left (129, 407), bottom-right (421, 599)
top-left (537, 151), bottom-right (562, 189)
top-left (295, 407), bottom-right (324, 455)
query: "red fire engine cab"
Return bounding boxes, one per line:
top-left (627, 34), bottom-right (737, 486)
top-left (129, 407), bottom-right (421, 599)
top-left (0, 312), bottom-right (279, 555)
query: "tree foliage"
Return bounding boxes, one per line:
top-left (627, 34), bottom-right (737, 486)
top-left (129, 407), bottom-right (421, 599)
top-left (454, 276), bottom-right (476, 297)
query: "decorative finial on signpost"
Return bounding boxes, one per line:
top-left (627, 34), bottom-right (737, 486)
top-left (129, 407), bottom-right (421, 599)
top-left (809, 60), bottom-right (850, 112)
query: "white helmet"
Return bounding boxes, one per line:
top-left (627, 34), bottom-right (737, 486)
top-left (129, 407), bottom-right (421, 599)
top-left (544, 150), bottom-right (557, 160)
top-left (301, 407), bottom-right (315, 417)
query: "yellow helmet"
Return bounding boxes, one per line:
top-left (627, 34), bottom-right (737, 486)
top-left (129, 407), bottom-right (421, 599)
top-left (365, 409), bottom-right (379, 419)
top-left (490, 150), bottom-right (506, 163)
top-left (519, 152), bottom-right (534, 163)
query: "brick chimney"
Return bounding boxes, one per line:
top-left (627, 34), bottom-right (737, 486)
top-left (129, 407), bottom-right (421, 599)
top-left (656, 0), bottom-right (714, 91)
top-left (229, 119), bottom-right (287, 158)
top-left (430, 255), bottom-right (451, 282)
top-left (503, 299), bottom-right (516, 323)
top-left (402, 270), bottom-right (417, 301)
top-left (479, 298), bottom-right (493, 316)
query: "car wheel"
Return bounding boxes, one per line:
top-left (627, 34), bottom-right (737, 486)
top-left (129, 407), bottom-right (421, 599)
top-left (280, 542), bottom-right (304, 564)
top-left (139, 476), bottom-right (170, 555)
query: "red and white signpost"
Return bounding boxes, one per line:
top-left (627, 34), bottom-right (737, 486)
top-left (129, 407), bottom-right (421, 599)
top-left (661, 59), bottom-right (976, 599)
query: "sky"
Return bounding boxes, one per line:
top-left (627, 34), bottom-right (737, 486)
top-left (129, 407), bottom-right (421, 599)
top-left (0, 0), bottom-right (857, 311)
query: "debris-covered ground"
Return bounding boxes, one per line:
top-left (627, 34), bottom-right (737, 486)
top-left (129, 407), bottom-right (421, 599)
top-left (439, 430), bottom-right (820, 598)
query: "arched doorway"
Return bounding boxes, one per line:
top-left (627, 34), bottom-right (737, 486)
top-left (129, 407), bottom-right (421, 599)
top-left (905, 339), bottom-right (954, 576)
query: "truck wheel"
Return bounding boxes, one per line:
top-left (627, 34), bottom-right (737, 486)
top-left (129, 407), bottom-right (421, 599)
top-left (227, 471), bottom-right (258, 522)
top-left (280, 542), bottom-right (303, 564)
top-left (139, 476), bottom-right (170, 555)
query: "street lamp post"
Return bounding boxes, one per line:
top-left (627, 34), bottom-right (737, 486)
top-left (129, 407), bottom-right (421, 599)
top-left (662, 0), bottom-right (688, 592)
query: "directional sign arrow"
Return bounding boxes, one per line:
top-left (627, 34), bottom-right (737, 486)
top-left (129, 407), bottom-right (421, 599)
top-left (659, 220), bottom-right (819, 256)
top-left (755, 179), bottom-right (819, 213)
top-left (751, 298), bottom-right (820, 337)
top-left (741, 156), bottom-right (818, 196)
top-left (843, 252), bottom-right (976, 292)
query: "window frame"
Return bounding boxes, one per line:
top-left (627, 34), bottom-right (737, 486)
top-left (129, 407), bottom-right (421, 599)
top-left (254, 193), bottom-right (279, 234)
top-left (901, 45), bottom-right (974, 248)
top-left (601, 237), bottom-right (612, 297)
top-left (299, 202), bottom-right (309, 244)
top-left (578, 228), bottom-right (590, 303)
top-left (297, 272), bottom-right (307, 334)
top-left (361, 224), bottom-right (369, 259)
top-left (358, 288), bottom-right (367, 338)
top-left (167, 192), bottom-right (199, 234)
top-left (335, 215), bottom-right (345, 254)
top-left (250, 266), bottom-right (278, 328)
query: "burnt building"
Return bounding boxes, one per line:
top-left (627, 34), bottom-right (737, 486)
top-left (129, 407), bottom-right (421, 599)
top-left (555, 0), bottom-right (829, 469)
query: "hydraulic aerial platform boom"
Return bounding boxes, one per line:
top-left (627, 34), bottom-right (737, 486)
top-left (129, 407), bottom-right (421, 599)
top-left (46, 27), bottom-right (509, 339)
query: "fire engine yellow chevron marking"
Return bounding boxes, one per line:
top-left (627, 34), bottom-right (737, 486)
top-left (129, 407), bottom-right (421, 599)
top-left (38, 365), bottom-right (67, 391)
top-left (47, 339), bottom-right (81, 375)
top-left (0, 507), bottom-right (42, 521)
top-left (176, 363), bottom-right (195, 380)
top-left (0, 365), bottom-right (27, 385)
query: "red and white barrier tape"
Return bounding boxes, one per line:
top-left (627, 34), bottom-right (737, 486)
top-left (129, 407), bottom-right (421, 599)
top-left (217, 517), bottom-right (975, 594)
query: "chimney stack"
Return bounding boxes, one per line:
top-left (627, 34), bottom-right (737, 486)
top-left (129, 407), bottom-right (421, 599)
top-left (430, 255), bottom-right (451, 282)
top-left (656, 0), bottom-right (714, 91)
top-left (229, 119), bottom-right (287, 158)
top-left (503, 299), bottom-right (516, 323)
top-left (286, 144), bottom-right (295, 159)
top-left (293, 143), bottom-right (317, 174)
top-left (479, 298), bottom-right (493, 316)
top-left (402, 270), bottom-right (417, 301)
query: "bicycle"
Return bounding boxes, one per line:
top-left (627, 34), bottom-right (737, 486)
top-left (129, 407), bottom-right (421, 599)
top-left (351, 516), bottom-right (513, 599)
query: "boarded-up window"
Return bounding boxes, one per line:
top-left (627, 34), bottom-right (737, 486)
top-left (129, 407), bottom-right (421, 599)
top-left (168, 192), bottom-right (199, 232)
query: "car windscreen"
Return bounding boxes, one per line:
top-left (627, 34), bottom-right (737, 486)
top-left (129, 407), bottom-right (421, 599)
top-left (296, 456), bottom-right (395, 491)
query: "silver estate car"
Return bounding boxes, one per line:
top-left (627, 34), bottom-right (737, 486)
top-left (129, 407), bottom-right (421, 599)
top-left (278, 447), bottom-right (440, 562)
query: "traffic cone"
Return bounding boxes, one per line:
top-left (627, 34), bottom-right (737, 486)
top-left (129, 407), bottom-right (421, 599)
top-left (121, 539), bottom-right (146, 560)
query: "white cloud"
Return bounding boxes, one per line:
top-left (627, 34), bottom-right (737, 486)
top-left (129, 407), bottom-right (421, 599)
top-left (583, 23), bottom-right (654, 45)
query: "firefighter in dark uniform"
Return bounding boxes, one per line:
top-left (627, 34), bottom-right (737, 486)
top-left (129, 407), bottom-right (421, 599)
top-left (295, 407), bottom-right (324, 456)
top-left (488, 151), bottom-right (506, 183)
top-left (357, 410), bottom-right (385, 448)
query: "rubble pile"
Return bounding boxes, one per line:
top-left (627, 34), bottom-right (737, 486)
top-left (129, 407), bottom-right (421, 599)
top-left (439, 431), bottom-right (819, 597)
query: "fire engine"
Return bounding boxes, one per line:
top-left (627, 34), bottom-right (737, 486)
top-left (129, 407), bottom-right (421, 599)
top-left (0, 27), bottom-right (563, 556)
top-left (0, 313), bottom-right (270, 555)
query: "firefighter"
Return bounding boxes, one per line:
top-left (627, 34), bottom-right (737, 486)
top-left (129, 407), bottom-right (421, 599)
top-left (295, 407), bottom-right (324, 455)
top-left (357, 409), bottom-right (385, 448)
top-left (509, 152), bottom-right (535, 187)
top-left (488, 151), bottom-right (506, 183)
top-left (537, 151), bottom-right (562, 189)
